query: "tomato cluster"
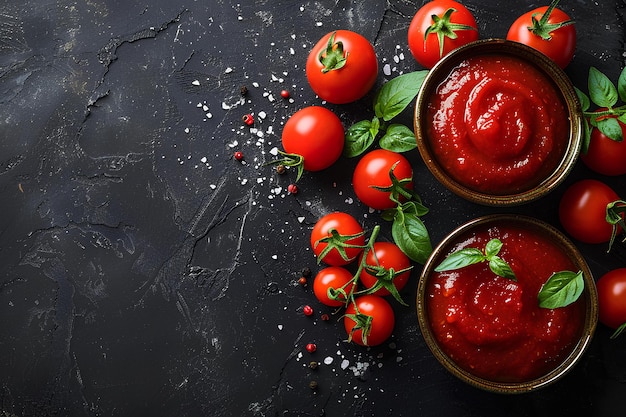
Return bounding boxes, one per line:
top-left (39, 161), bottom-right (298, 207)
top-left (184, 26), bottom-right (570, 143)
top-left (309, 212), bottom-right (413, 346)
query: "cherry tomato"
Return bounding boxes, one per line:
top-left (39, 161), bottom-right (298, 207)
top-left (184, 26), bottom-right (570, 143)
top-left (358, 242), bottom-right (412, 296)
top-left (352, 149), bottom-right (413, 210)
top-left (344, 295), bottom-right (395, 346)
top-left (596, 268), bottom-right (626, 330)
top-left (306, 30), bottom-right (378, 104)
top-left (407, 0), bottom-right (479, 69)
top-left (581, 115), bottom-right (626, 176)
top-left (558, 179), bottom-right (620, 244)
top-left (506, 3), bottom-right (576, 69)
top-left (313, 266), bottom-right (355, 307)
top-left (310, 212), bottom-right (365, 266)
top-left (282, 106), bottom-right (344, 172)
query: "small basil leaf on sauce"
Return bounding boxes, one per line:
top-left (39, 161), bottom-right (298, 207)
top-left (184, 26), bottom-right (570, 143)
top-left (538, 270), bottom-right (584, 309)
top-left (375, 70), bottom-right (428, 121)
top-left (379, 124), bottom-right (418, 153)
top-left (435, 238), bottom-right (517, 281)
top-left (488, 256), bottom-right (517, 281)
top-left (434, 248), bottom-right (485, 271)
top-left (344, 118), bottom-right (378, 158)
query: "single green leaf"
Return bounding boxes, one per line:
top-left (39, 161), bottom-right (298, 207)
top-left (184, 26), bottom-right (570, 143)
top-left (597, 116), bottom-right (624, 142)
top-left (618, 112), bottom-right (626, 125)
top-left (618, 66), bottom-right (626, 102)
top-left (391, 210), bottom-right (432, 264)
top-left (588, 67), bottom-right (618, 108)
top-left (575, 86), bottom-right (590, 112)
top-left (488, 256), bottom-right (517, 281)
top-left (374, 71), bottom-right (428, 121)
top-left (379, 124), bottom-right (417, 153)
top-left (484, 239), bottom-right (503, 258)
top-left (435, 248), bottom-right (485, 272)
top-left (344, 119), bottom-right (377, 158)
top-left (538, 270), bottom-right (585, 309)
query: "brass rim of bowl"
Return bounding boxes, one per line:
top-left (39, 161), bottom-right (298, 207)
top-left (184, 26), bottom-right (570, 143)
top-left (414, 39), bottom-right (584, 207)
top-left (416, 214), bottom-right (598, 394)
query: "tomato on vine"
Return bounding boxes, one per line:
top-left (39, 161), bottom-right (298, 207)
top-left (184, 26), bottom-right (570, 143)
top-left (352, 149), bottom-right (414, 211)
top-left (596, 268), bottom-right (626, 338)
top-left (558, 179), bottom-right (620, 244)
top-left (407, 0), bottom-right (479, 69)
top-left (313, 266), bottom-right (355, 307)
top-left (306, 30), bottom-right (378, 104)
top-left (506, 0), bottom-right (576, 69)
top-left (344, 295), bottom-right (395, 347)
top-left (310, 212), bottom-right (365, 266)
top-left (274, 106), bottom-right (344, 180)
top-left (581, 113), bottom-right (626, 176)
top-left (358, 242), bottom-right (412, 302)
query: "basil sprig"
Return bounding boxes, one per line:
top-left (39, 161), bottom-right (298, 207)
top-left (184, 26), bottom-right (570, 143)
top-left (344, 70), bottom-right (428, 157)
top-left (434, 238), bottom-right (517, 281)
top-left (575, 66), bottom-right (626, 152)
top-left (537, 270), bottom-right (584, 309)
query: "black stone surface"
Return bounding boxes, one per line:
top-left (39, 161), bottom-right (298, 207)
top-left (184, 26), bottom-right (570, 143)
top-left (1, 1), bottom-right (625, 416)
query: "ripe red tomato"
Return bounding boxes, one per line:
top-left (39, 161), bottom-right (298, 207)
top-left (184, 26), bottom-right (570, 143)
top-left (596, 268), bottom-right (626, 330)
top-left (310, 212), bottom-right (365, 266)
top-left (407, 0), bottom-right (479, 69)
top-left (358, 242), bottom-right (412, 296)
top-left (558, 179), bottom-right (620, 244)
top-left (313, 266), bottom-right (355, 307)
top-left (344, 295), bottom-right (395, 346)
top-left (282, 106), bottom-right (344, 172)
top-left (352, 149), bottom-right (413, 210)
top-left (581, 116), bottom-right (626, 176)
top-left (506, 4), bottom-right (576, 69)
top-left (306, 30), bottom-right (378, 104)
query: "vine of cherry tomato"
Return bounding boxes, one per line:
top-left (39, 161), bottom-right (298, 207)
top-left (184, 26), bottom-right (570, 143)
top-left (344, 295), bottom-right (395, 347)
top-left (310, 212), bottom-right (365, 266)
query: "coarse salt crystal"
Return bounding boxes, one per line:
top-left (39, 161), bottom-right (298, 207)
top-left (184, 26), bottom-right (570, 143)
top-left (192, 80), bottom-right (200, 86)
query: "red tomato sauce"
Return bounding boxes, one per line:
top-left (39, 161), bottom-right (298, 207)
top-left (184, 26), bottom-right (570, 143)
top-left (426, 224), bottom-right (585, 382)
top-left (426, 54), bottom-right (569, 194)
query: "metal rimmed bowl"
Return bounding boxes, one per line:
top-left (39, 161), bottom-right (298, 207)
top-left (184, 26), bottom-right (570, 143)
top-left (416, 214), bottom-right (598, 394)
top-left (414, 39), bottom-right (583, 206)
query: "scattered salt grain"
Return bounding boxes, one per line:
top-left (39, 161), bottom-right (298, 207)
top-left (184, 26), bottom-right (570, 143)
top-left (324, 356), bottom-right (334, 365)
top-left (383, 63), bottom-right (391, 76)
top-left (192, 80), bottom-right (200, 86)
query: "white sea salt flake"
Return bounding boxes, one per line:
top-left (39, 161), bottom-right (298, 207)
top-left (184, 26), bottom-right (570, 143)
top-left (222, 102), bottom-right (231, 110)
top-left (324, 356), bottom-right (334, 365)
top-left (297, 216), bottom-right (305, 223)
top-left (184, 127), bottom-right (190, 133)
top-left (202, 104), bottom-right (209, 111)
top-left (253, 82), bottom-right (260, 87)
top-left (271, 254), bottom-right (278, 259)
top-left (258, 111), bottom-right (267, 119)
top-left (206, 113), bottom-right (212, 118)
top-left (210, 184), bottom-right (216, 189)
top-left (340, 359), bottom-right (350, 370)
top-left (192, 80), bottom-right (200, 86)
top-left (383, 63), bottom-right (391, 76)
top-left (225, 67), bottom-right (233, 73)
top-left (278, 324), bottom-right (283, 330)
top-left (269, 147), bottom-right (279, 155)
top-left (200, 157), bottom-right (207, 163)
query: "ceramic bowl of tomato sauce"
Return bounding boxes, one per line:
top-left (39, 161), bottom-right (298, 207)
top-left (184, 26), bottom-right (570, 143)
top-left (417, 214), bottom-right (598, 393)
top-left (414, 39), bottom-right (583, 206)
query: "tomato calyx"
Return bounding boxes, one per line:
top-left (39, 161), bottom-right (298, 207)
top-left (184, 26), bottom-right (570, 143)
top-left (369, 162), bottom-right (419, 207)
top-left (526, 0), bottom-right (574, 41)
top-left (361, 264), bottom-right (412, 306)
top-left (267, 150), bottom-right (305, 182)
top-left (606, 200), bottom-right (626, 252)
top-left (344, 309), bottom-right (374, 346)
top-left (317, 31), bottom-right (348, 73)
top-left (424, 8), bottom-right (478, 59)
top-left (313, 228), bottom-right (367, 265)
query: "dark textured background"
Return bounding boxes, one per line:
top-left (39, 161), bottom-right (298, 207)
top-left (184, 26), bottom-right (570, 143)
top-left (1, 1), bottom-right (625, 416)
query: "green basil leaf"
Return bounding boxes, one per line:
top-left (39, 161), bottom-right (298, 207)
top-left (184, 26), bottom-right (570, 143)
top-left (344, 118), bottom-right (378, 158)
top-left (538, 270), bottom-right (585, 309)
top-left (374, 70), bottom-right (428, 121)
top-left (589, 66), bottom-right (618, 108)
top-left (392, 210), bottom-right (432, 264)
top-left (399, 200), bottom-right (428, 217)
top-left (618, 66), bottom-right (626, 102)
top-left (379, 124), bottom-right (417, 153)
top-left (484, 239), bottom-right (502, 258)
top-left (597, 116), bottom-right (624, 142)
top-left (488, 256), bottom-right (517, 281)
top-left (574, 86), bottom-right (590, 112)
top-left (618, 112), bottom-right (626, 125)
top-left (435, 248), bottom-right (485, 272)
